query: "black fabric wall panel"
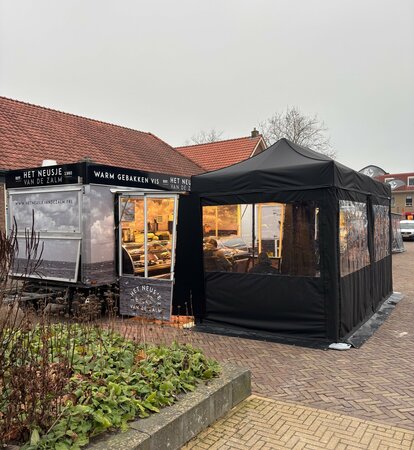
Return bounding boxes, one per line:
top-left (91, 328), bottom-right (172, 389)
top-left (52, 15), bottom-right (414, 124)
top-left (204, 272), bottom-right (326, 339)
top-left (339, 266), bottom-right (372, 337)
top-left (372, 256), bottom-right (392, 310)
top-left (319, 188), bottom-right (340, 342)
top-left (173, 195), bottom-right (205, 317)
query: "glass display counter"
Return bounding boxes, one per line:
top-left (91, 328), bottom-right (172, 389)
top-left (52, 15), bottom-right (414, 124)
top-left (119, 194), bottom-right (178, 280)
top-left (122, 240), bottom-right (172, 278)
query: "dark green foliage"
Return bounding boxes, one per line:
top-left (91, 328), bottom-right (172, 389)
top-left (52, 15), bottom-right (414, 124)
top-left (1, 325), bottom-right (220, 449)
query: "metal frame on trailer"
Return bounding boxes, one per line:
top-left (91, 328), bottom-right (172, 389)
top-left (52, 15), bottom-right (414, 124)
top-left (7, 185), bottom-right (83, 283)
top-left (117, 191), bottom-right (181, 282)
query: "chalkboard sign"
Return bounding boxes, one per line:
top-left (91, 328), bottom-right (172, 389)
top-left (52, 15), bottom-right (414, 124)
top-left (119, 277), bottom-right (173, 321)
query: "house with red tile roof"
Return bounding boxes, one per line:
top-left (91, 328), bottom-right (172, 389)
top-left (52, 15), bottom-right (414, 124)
top-left (0, 96), bottom-right (203, 230)
top-left (175, 129), bottom-right (267, 172)
top-left (375, 172), bottom-right (414, 218)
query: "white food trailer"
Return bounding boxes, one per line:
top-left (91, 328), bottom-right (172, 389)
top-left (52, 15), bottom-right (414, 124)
top-left (6, 162), bottom-right (191, 320)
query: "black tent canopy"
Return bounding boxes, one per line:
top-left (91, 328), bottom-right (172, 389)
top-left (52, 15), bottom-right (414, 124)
top-left (193, 138), bottom-right (389, 198)
top-left (188, 138), bottom-right (392, 343)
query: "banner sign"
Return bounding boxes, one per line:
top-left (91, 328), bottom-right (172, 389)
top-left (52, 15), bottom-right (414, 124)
top-left (6, 163), bottom-right (81, 188)
top-left (6, 162), bottom-right (191, 192)
top-left (386, 179), bottom-right (406, 191)
top-left (87, 164), bottom-right (191, 191)
top-left (358, 165), bottom-right (387, 178)
top-left (119, 277), bottom-right (173, 321)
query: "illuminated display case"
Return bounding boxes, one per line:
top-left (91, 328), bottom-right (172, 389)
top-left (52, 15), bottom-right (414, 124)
top-left (122, 240), bottom-right (172, 277)
top-left (119, 194), bottom-right (178, 280)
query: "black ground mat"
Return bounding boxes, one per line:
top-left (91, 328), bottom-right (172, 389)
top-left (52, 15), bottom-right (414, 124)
top-left (193, 322), bottom-right (330, 350)
top-left (345, 292), bottom-right (404, 348)
top-left (194, 291), bottom-right (405, 350)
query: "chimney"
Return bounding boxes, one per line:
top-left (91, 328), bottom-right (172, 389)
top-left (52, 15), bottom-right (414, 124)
top-left (79, 156), bottom-right (95, 163)
top-left (42, 159), bottom-right (57, 166)
top-left (251, 128), bottom-right (259, 138)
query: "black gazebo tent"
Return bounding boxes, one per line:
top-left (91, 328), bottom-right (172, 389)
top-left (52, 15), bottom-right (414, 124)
top-left (186, 138), bottom-right (392, 343)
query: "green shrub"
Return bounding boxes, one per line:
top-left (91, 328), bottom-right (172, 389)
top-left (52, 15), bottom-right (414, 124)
top-left (0, 324), bottom-right (220, 450)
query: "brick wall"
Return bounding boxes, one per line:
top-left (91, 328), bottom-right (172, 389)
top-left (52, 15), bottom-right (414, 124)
top-left (392, 190), bottom-right (414, 214)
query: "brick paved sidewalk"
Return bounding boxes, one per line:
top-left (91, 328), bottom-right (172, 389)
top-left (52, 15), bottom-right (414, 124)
top-left (179, 242), bottom-right (414, 449)
top-left (116, 242), bottom-right (414, 447)
top-left (183, 396), bottom-right (414, 450)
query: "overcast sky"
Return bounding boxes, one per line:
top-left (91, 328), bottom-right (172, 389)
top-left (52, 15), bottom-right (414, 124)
top-left (1, 0), bottom-right (413, 173)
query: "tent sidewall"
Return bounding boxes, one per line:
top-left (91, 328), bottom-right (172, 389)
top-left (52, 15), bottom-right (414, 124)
top-left (189, 186), bottom-right (392, 342)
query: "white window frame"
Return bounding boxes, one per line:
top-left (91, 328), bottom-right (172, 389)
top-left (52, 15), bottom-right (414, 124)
top-left (13, 237), bottom-right (81, 283)
top-left (407, 176), bottom-right (414, 186)
top-left (119, 192), bottom-right (179, 281)
top-left (8, 186), bottom-right (83, 234)
top-left (406, 196), bottom-right (413, 207)
top-left (8, 186), bottom-right (83, 283)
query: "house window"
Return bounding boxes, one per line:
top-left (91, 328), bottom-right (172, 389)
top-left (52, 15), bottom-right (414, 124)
top-left (406, 196), bottom-right (413, 207)
top-left (408, 176), bottom-right (414, 186)
top-left (384, 177), bottom-right (394, 183)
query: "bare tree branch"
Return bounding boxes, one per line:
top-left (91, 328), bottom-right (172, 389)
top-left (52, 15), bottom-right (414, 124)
top-left (185, 129), bottom-right (224, 145)
top-left (259, 106), bottom-right (336, 158)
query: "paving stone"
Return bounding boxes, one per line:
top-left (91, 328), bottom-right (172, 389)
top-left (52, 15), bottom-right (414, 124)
top-left (182, 396), bottom-right (414, 449)
top-left (180, 243), bottom-right (414, 448)
top-left (112, 243), bottom-right (414, 448)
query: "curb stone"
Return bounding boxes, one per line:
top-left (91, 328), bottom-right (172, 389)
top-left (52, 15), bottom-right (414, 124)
top-left (87, 364), bottom-right (251, 450)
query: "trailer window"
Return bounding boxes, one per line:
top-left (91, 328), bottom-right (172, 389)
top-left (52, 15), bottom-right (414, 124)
top-left (13, 238), bottom-right (80, 282)
top-left (120, 195), bottom-right (178, 280)
top-left (8, 188), bottom-right (83, 283)
top-left (9, 190), bottom-right (81, 233)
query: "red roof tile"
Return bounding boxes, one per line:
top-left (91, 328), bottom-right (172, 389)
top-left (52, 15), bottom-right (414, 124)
top-left (175, 136), bottom-right (266, 172)
top-left (375, 172), bottom-right (414, 192)
top-left (0, 97), bottom-right (203, 177)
